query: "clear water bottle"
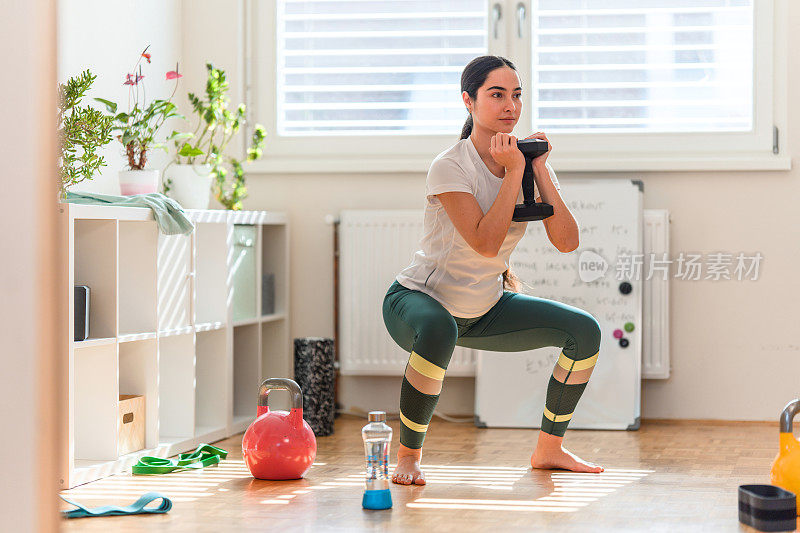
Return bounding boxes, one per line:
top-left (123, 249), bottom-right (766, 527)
top-left (361, 411), bottom-right (393, 510)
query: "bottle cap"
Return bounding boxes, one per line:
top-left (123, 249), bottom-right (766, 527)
top-left (368, 411), bottom-right (386, 422)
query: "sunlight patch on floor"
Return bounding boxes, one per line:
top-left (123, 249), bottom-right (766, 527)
top-left (406, 500), bottom-right (580, 513)
top-left (60, 459), bottom-right (256, 504)
top-left (405, 467), bottom-right (654, 513)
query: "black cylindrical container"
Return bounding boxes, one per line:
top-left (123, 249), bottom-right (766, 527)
top-left (738, 484), bottom-right (797, 532)
top-left (294, 337), bottom-right (335, 436)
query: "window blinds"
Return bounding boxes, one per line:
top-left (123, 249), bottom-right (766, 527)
top-left (532, 0), bottom-right (754, 132)
top-left (276, 0), bottom-right (754, 136)
top-left (276, 0), bottom-right (488, 136)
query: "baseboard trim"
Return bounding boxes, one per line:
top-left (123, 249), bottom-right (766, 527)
top-left (642, 418), bottom-right (776, 426)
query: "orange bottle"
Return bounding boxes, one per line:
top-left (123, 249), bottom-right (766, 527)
top-left (770, 399), bottom-right (800, 514)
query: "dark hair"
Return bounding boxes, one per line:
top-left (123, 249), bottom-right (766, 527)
top-left (459, 55), bottom-right (521, 293)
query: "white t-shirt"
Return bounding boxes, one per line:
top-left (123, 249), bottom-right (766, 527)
top-left (395, 136), bottom-right (561, 318)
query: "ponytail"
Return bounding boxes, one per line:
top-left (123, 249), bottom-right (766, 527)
top-left (502, 269), bottom-right (520, 292)
top-left (460, 114), bottom-right (473, 140)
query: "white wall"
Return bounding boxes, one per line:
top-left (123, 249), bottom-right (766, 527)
top-left (179, 0), bottom-right (244, 160)
top-left (57, 0), bottom-right (183, 195)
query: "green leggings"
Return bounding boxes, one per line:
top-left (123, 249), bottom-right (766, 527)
top-left (382, 280), bottom-right (601, 449)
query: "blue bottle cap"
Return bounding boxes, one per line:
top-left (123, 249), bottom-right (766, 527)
top-left (362, 488), bottom-right (392, 510)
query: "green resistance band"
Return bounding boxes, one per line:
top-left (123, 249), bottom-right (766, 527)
top-left (132, 443), bottom-right (228, 475)
top-left (60, 492), bottom-right (172, 518)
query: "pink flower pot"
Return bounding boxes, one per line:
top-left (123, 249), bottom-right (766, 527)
top-left (119, 169), bottom-right (160, 195)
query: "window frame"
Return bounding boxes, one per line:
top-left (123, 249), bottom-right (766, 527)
top-left (247, 0), bottom-right (789, 173)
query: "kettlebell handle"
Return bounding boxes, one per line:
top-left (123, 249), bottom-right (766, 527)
top-left (258, 378), bottom-right (303, 410)
top-left (779, 399), bottom-right (800, 433)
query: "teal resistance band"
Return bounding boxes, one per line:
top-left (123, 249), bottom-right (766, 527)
top-left (132, 444), bottom-right (228, 475)
top-left (60, 492), bottom-right (172, 518)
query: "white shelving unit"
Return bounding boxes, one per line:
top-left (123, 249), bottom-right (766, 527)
top-left (60, 204), bottom-right (291, 488)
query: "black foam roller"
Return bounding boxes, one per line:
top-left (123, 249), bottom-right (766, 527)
top-left (294, 337), bottom-right (336, 437)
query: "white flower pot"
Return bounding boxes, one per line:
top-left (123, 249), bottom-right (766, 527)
top-left (119, 169), bottom-right (160, 196)
top-left (165, 164), bottom-right (214, 209)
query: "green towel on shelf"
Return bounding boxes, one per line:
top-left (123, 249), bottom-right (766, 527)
top-left (64, 191), bottom-right (194, 235)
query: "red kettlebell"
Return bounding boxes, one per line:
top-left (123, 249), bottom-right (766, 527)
top-left (242, 378), bottom-right (317, 480)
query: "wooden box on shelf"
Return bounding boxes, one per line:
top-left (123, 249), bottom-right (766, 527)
top-left (117, 394), bottom-right (145, 456)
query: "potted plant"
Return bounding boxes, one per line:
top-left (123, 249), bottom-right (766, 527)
top-left (164, 63), bottom-right (266, 210)
top-left (210, 124), bottom-right (266, 210)
top-left (95, 46), bottom-right (185, 195)
top-left (58, 70), bottom-right (114, 199)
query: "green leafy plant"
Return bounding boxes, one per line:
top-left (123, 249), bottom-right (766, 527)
top-left (170, 63), bottom-right (266, 210)
top-left (95, 46), bottom-right (185, 170)
top-left (57, 70), bottom-right (114, 198)
top-left (211, 125), bottom-right (266, 210)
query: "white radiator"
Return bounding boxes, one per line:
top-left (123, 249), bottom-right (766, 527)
top-left (336, 209), bottom-right (670, 379)
top-left (642, 209), bottom-right (671, 379)
top-left (336, 210), bottom-right (476, 376)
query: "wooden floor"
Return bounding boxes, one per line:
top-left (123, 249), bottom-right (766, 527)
top-left (60, 415), bottom-right (796, 532)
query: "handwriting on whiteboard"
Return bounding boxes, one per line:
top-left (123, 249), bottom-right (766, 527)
top-left (566, 200), bottom-right (606, 210)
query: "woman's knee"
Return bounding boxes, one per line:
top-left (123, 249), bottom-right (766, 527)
top-left (412, 313), bottom-right (458, 367)
top-left (415, 311), bottom-right (458, 345)
top-left (382, 294), bottom-right (415, 353)
top-left (554, 312), bottom-right (601, 384)
top-left (574, 312), bottom-right (601, 357)
top-left (382, 291), bottom-right (457, 362)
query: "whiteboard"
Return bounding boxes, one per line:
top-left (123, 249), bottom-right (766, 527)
top-left (474, 179), bottom-right (643, 430)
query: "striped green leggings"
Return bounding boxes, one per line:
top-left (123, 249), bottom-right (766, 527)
top-left (382, 280), bottom-right (601, 449)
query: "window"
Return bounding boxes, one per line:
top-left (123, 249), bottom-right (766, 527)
top-left (532, 0), bottom-right (753, 133)
top-left (250, 0), bottom-right (787, 172)
top-left (276, 0), bottom-right (488, 136)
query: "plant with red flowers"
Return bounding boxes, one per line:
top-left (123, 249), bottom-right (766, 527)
top-left (95, 46), bottom-right (187, 170)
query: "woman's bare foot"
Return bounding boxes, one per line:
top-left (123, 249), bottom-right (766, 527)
top-left (391, 445), bottom-right (426, 485)
top-left (530, 431), bottom-right (604, 473)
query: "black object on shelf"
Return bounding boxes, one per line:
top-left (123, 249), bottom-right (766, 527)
top-left (74, 285), bottom-right (90, 341)
top-left (512, 138), bottom-right (555, 222)
top-left (738, 484), bottom-right (797, 532)
top-left (262, 273), bottom-right (275, 315)
top-left (294, 337), bottom-right (335, 436)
